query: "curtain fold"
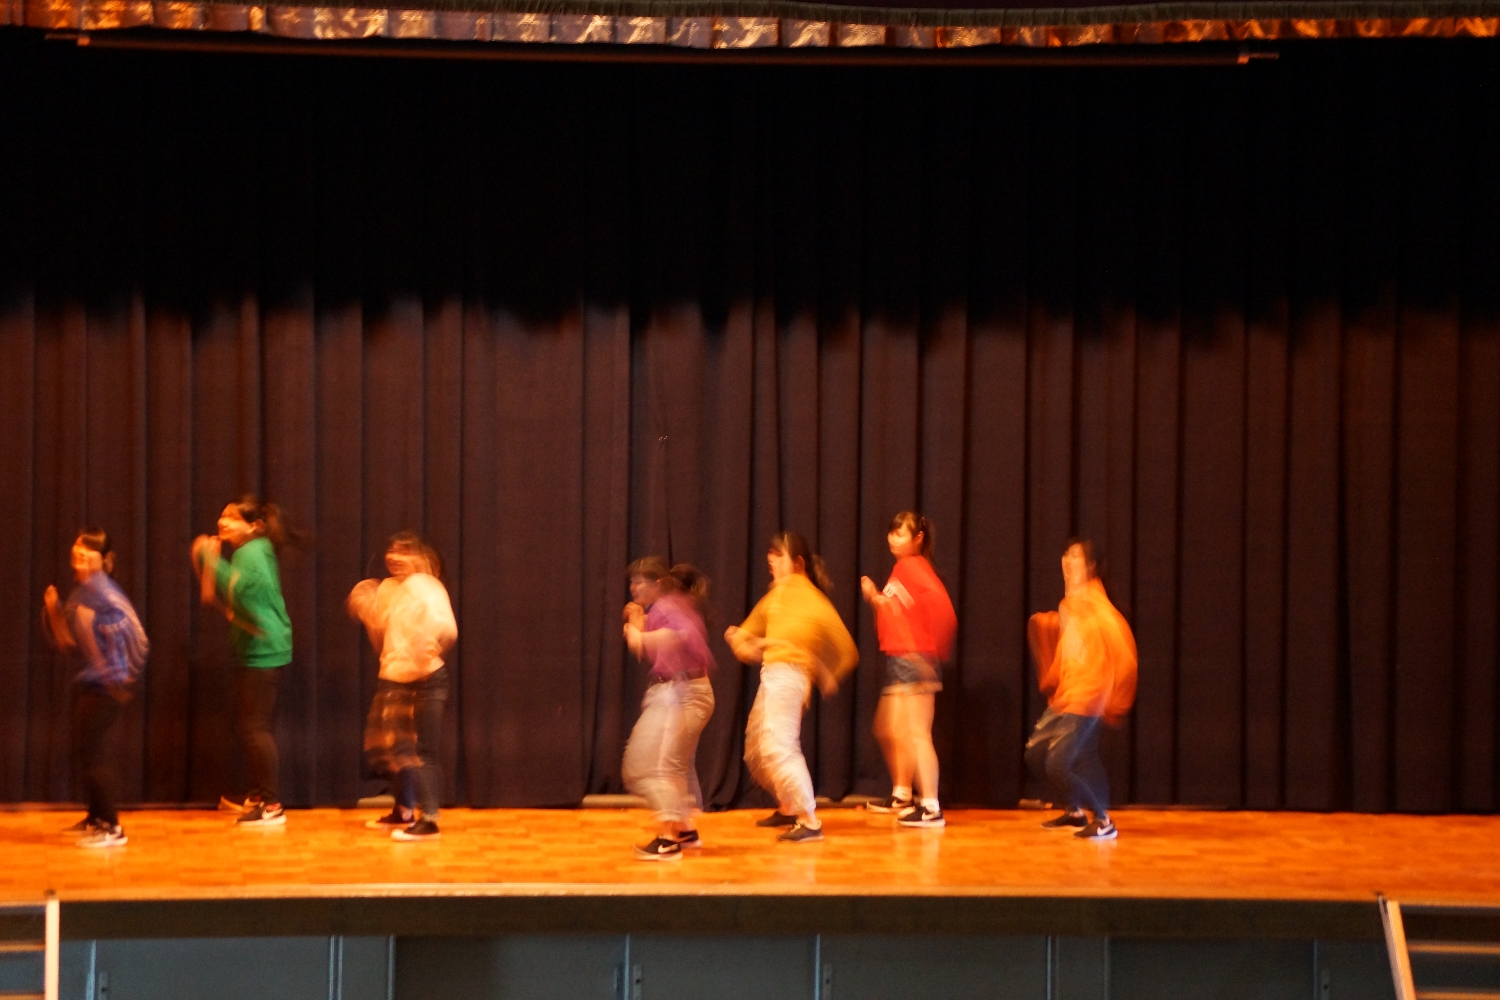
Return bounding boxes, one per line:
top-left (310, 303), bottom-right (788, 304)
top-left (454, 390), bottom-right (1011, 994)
top-left (1, 37), bottom-right (1498, 811)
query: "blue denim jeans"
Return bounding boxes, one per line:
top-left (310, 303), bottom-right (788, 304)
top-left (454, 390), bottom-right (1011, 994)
top-left (1024, 709), bottom-right (1110, 816)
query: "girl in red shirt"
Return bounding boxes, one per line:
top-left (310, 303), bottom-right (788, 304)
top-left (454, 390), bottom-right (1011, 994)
top-left (860, 512), bottom-right (957, 827)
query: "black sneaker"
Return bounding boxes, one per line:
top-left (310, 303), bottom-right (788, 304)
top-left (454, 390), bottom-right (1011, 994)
top-left (778, 822), bottom-right (824, 844)
top-left (898, 805), bottom-right (946, 828)
top-left (634, 836), bottom-right (684, 861)
top-left (392, 819), bottom-right (441, 841)
top-left (864, 794), bottom-right (914, 815)
top-left (1075, 817), bottom-right (1117, 841)
top-left (237, 802), bottom-right (286, 826)
top-left (1041, 810), bottom-right (1087, 832)
top-left (365, 808), bottom-right (414, 829)
top-left (675, 829), bottom-right (702, 849)
top-left (755, 811), bottom-right (797, 828)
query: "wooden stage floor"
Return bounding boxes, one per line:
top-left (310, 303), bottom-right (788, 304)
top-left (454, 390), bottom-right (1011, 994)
top-left (1, 806), bottom-right (1496, 939)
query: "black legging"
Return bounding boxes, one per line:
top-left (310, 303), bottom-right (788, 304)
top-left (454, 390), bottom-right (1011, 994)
top-left (71, 685), bottom-right (125, 826)
top-left (234, 665), bottom-right (282, 804)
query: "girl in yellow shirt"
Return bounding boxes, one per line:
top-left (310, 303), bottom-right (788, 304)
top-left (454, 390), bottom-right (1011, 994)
top-left (726, 531), bottom-right (857, 844)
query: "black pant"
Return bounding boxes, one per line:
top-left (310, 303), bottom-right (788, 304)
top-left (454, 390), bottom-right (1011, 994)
top-left (234, 665), bottom-right (282, 804)
top-left (1024, 709), bottom-right (1110, 817)
top-left (72, 685), bottom-right (126, 826)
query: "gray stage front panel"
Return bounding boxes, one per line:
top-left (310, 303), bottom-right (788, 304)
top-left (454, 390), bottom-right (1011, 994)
top-left (53, 932), bottom-right (1399, 1000)
top-left (0, 945), bottom-right (42, 993)
top-left (1315, 941), bottom-right (1397, 1000)
top-left (69, 936), bottom-right (392, 1000)
top-left (91, 937), bottom-right (336, 1000)
top-left (628, 935), bottom-right (815, 1000)
top-left (1054, 935), bottom-right (1109, 1000)
top-left (395, 935), bottom-right (624, 1000)
top-left (338, 936), bottom-right (396, 1000)
top-left (818, 934), bottom-right (1049, 1000)
top-left (1111, 939), bottom-right (1313, 1000)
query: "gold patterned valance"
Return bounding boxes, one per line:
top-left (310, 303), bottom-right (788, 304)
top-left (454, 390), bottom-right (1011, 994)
top-left (5, 0), bottom-right (1500, 47)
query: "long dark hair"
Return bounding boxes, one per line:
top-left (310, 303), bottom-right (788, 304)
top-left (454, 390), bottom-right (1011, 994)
top-left (889, 510), bottom-right (935, 559)
top-left (232, 495), bottom-right (304, 550)
top-left (769, 531), bottom-right (832, 594)
top-left (627, 556), bottom-right (714, 622)
top-left (76, 527), bottom-right (115, 576)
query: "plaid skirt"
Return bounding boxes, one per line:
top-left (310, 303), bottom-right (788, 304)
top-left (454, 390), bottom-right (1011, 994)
top-left (363, 680), bottom-right (421, 776)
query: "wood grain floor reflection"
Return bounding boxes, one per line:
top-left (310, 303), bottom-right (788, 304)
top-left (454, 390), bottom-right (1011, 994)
top-left (0, 807), bottom-right (1495, 907)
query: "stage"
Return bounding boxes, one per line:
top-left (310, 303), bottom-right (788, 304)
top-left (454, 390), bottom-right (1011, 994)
top-left (1, 806), bottom-right (1495, 941)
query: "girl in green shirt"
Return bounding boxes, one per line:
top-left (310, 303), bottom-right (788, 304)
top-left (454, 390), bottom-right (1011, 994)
top-left (192, 496), bottom-right (295, 827)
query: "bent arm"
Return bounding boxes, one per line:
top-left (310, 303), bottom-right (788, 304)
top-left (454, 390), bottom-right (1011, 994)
top-left (73, 605), bottom-right (106, 674)
top-left (192, 536), bottom-right (222, 608)
top-left (821, 612), bottom-right (860, 684)
top-left (726, 595), bottom-right (771, 664)
top-left (42, 589), bottom-right (75, 652)
top-left (639, 626), bottom-right (686, 663)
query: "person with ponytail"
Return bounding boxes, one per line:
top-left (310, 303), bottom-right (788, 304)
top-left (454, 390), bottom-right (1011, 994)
top-left (620, 557), bottom-right (717, 861)
top-left (860, 511), bottom-right (957, 828)
top-left (347, 532), bottom-right (457, 842)
top-left (726, 531), bottom-right (858, 844)
top-left (42, 529), bottom-right (148, 848)
top-left (191, 496), bottom-right (295, 826)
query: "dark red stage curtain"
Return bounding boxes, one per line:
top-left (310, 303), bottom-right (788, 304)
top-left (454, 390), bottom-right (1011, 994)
top-left (0, 36), bottom-right (1497, 812)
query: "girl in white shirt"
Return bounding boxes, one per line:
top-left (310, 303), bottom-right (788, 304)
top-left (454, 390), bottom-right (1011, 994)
top-left (347, 532), bottom-right (457, 841)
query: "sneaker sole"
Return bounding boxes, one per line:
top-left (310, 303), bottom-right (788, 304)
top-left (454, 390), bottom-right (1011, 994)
top-left (391, 833), bottom-right (441, 842)
top-left (899, 819), bottom-right (946, 828)
top-left (778, 833), bottom-right (824, 844)
top-left (633, 849), bottom-right (683, 861)
top-left (1078, 831), bottom-right (1118, 841)
top-left (238, 815), bottom-right (287, 827)
top-left (78, 837), bottom-right (127, 849)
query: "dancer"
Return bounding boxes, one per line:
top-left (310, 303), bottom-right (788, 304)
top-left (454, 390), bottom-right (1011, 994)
top-left (727, 532), bottom-right (858, 845)
top-left (860, 511), bottom-right (957, 828)
top-left (347, 532), bottom-right (456, 842)
top-left (1025, 540), bottom-right (1137, 841)
top-left (620, 558), bottom-right (716, 861)
top-left (42, 529), bottom-right (149, 849)
top-left (191, 496), bottom-right (295, 826)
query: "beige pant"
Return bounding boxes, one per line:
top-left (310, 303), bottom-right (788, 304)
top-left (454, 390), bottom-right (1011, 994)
top-left (622, 676), bottom-right (715, 824)
top-left (743, 663), bottom-right (816, 819)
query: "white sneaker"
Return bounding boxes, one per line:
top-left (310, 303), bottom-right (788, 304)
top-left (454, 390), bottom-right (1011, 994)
top-left (78, 824), bottom-right (127, 848)
top-left (236, 803), bottom-right (286, 826)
